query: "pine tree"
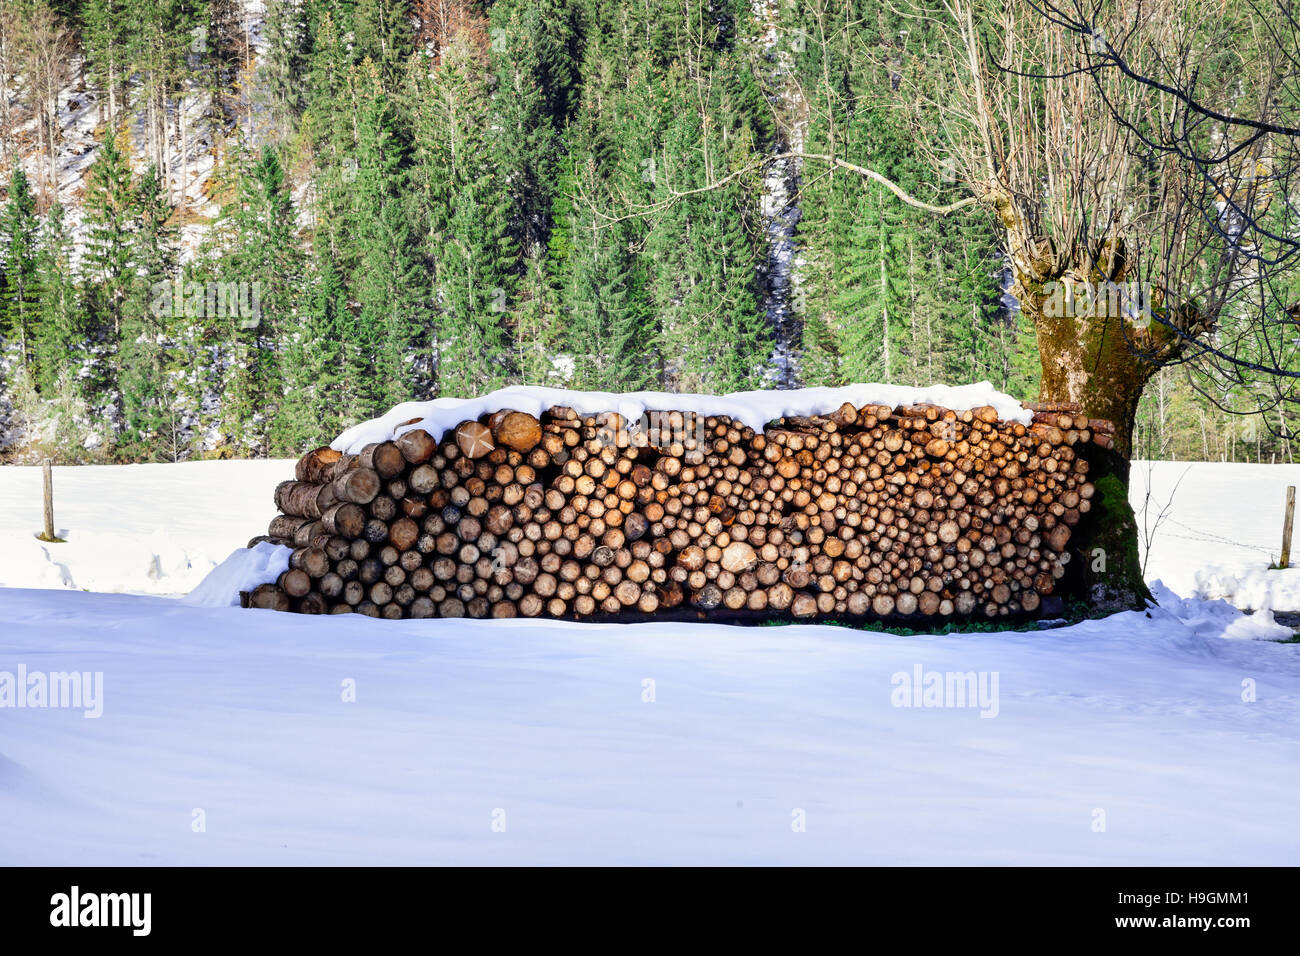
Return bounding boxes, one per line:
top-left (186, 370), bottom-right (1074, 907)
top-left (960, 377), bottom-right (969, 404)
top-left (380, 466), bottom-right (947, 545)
top-left (32, 202), bottom-right (81, 394)
top-left (562, 211), bottom-right (654, 391)
top-left (275, 251), bottom-right (346, 452)
top-left (407, 26), bottom-right (515, 396)
top-left (0, 166), bottom-right (40, 364)
top-left (351, 72), bottom-right (426, 412)
top-left (257, 0), bottom-right (307, 142)
top-left (81, 125), bottom-right (137, 422)
top-left (82, 0), bottom-right (132, 123)
top-left (205, 141), bottom-right (303, 455)
top-left (118, 165), bottom-right (181, 459)
top-left (486, 0), bottom-right (560, 264)
top-left (433, 170), bottom-right (515, 395)
top-left (644, 68), bottom-right (770, 393)
top-left (126, 0), bottom-right (200, 198)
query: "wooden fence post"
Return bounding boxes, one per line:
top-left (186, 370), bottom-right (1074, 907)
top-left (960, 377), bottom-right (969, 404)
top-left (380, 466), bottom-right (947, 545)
top-left (41, 457), bottom-right (55, 541)
top-left (1281, 485), bottom-right (1296, 569)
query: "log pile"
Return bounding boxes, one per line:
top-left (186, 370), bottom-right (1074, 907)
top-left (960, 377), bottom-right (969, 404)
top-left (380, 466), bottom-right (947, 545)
top-left (242, 398), bottom-right (1112, 622)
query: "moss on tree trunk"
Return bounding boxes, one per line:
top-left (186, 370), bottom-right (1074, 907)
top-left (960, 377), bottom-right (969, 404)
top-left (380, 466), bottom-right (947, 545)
top-left (1072, 453), bottom-right (1152, 613)
top-left (1030, 289), bottom-right (1167, 613)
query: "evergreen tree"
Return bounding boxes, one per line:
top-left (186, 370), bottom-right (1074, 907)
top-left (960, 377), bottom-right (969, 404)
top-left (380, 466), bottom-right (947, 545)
top-left (32, 203), bottom-right (81, 394)
top-left (351, 72), bottom-right (426, 413)
top-left (644, 65), bottom-right (770, 392)
top-left (204, 141), bottom-right (303, 455)
top-left (257, 0), bottom-right (308, 142)
top-left (0, 166), bottom-right (40, 363)
top-left (118, 166), bottom-right (181, 459)
top-left (406, 27), bottom-right (515, 395)
top-left (81, 125), bottom-right (137, 420)
top-left (486, 0), bottom-right (561, 264)
top-left (81, 0), bottom-right (132, 123)
top-left (275, 251), bottom-right (347, 450)
top-left (562, 211), bottom-right (654, 391)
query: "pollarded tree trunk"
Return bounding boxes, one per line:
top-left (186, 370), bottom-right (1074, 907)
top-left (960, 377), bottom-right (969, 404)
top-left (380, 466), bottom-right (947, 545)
top-left (1018, 256), bottom-right (1191, 614)
top-left (1036, 309), bottom-right (1153, 458)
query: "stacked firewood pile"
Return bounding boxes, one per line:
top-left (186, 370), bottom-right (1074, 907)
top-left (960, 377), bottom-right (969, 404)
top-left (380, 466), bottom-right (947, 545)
top-left (242, 399), bottom-right (1114, 622)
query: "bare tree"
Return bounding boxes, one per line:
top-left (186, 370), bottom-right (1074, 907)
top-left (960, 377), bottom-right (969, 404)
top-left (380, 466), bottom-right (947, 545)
top-left (884, 0), bottom-right (1300, 460)
top-left (16, 1), bottom-right (72, 202)
top-left (997, 0), bottom-right (1300, 441)
top-left (0, 3), bottom-right (18, 170)
top-left (609, 0), bottom-right (1300, 465)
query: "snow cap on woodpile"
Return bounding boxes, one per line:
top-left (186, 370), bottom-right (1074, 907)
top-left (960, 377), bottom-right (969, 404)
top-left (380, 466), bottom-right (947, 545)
top-left (331, 382), bottom-right (1034, 453)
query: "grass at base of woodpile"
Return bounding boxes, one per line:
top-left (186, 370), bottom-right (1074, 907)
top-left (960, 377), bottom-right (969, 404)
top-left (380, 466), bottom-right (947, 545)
top-left (760, 600), bottom-right (1098, 636)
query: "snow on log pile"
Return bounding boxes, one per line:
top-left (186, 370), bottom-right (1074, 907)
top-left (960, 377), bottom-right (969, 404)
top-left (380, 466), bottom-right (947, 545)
top-left (239, 386), bottom-right (1116, 622)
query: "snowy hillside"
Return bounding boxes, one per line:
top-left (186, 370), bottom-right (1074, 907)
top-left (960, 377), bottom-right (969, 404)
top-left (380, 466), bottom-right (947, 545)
top-left (6, 0), bottom-right (270, 263)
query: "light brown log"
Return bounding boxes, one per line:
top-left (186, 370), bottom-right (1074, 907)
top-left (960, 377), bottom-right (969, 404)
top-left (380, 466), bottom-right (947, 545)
top-left (456, 421), bottom-right (495, 459)
top-left (493, 411), bottom-right (543, 453)
top-left (396, 428), bottom-right (436, 464)
top-left (291, 546), bottom-right (330, 578)
top-left (361, 442), bottom-right (406, 478)
top-left (268, 514), bottom-right (311, 540)
top-left (296, 446), bottom-right (342, 483)
top-left (390, 517), bottom-right (420, 552)
top-left (249, 583), bottom-right (291, 611)
top-left (721, 541), bottom-right (757, 573)
top-left (322, 503), bottom-right (367, 538)
top-left (333, 468), bottom-right (381, 505)
top-left (791, 592), bottom-right (818, 618)
top-left (278, 569), bottom-right (312, 598)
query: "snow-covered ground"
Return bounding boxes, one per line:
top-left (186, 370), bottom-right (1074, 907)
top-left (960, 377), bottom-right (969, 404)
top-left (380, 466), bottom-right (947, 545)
top-left (1131, 461), bottom-right (1300, 611)
top-left (1, 457), bottom-right (1299, 864)
top-left (0, 460), bottom-right (286, 595)
top-left (1, 587), bottom-right (1297, 865)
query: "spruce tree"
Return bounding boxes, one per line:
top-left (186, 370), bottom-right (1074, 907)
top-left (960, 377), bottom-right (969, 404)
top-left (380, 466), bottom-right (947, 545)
top-left (352, 73), bottom-right (426, 412)
top-left (81, 0), bottom-right (132, 123)
top-left (275, 251), bottom-right (347, 452)
top-left (562, 211), bottom-right (655, 391)
top-left (0, 166), bottom-right (40, 364)
top-left (407, 29), bottom-right (515, 396)
top-left (206, 141), bottom-right (303, 455)
top-left (81, 125), bottom-right (137, 422)
top-left (256, 0), bottom-right (307, 142)
top-left (118, 165), bottom-right (180, 459)
top-left (32, 202), bottom-right (80, 394)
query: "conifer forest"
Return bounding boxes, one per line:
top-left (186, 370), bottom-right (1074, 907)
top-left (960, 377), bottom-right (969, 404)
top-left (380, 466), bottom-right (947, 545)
top-left (0, 0), bottom-right (1297, 463)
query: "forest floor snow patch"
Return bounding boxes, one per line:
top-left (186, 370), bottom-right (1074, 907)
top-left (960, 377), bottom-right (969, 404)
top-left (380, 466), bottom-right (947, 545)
top-left (1130, 461), bottom-right (1300, 610)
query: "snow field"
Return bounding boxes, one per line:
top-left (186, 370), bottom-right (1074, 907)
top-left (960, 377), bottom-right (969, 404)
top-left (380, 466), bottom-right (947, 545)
top-left (1, 588), bottom-right (1297, 864)
top-left (1, 456), bottom-right (1298, 864)
top-left (0, 460), bottom-right (287, 596)
top-left (1130, 461), bottom-right (1300, 611)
